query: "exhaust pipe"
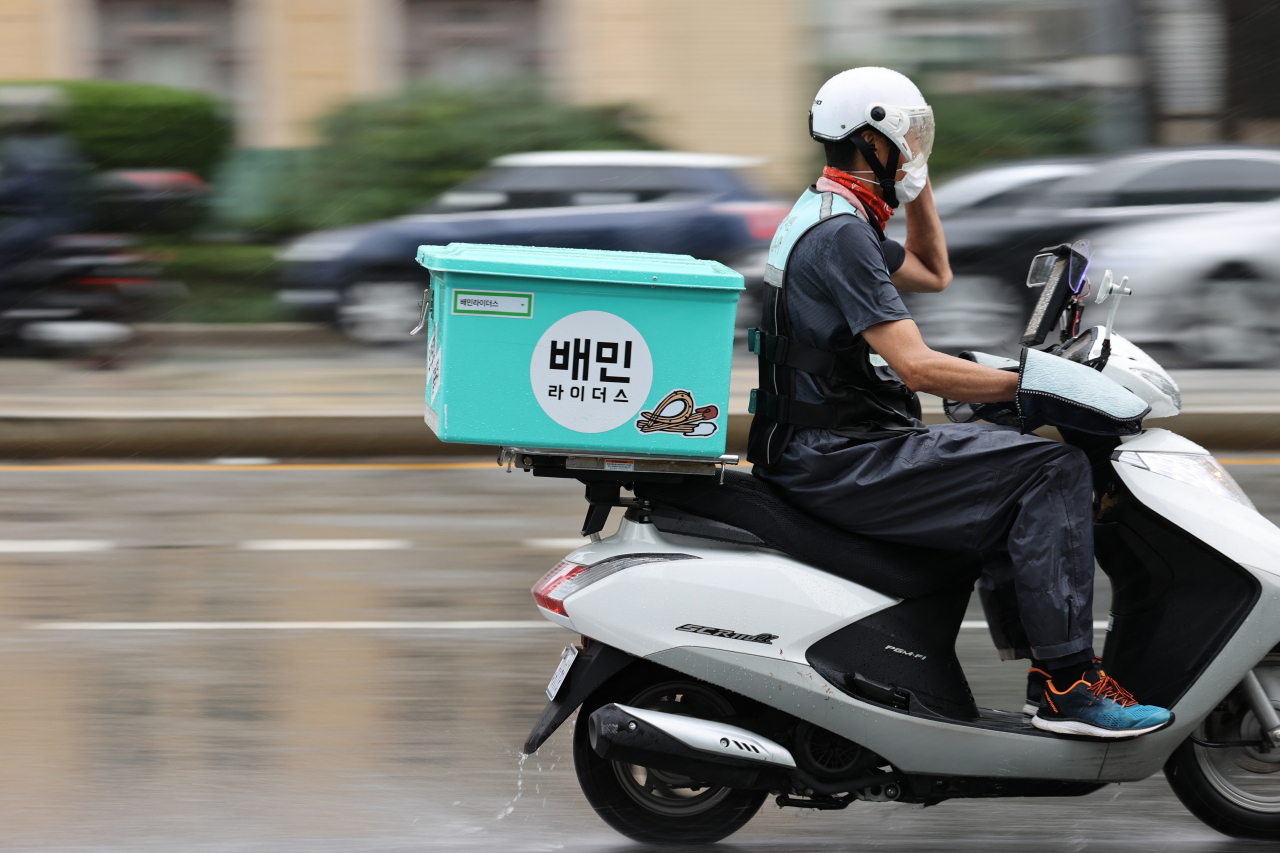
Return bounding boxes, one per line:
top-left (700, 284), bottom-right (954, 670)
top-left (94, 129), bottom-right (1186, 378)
top-left (590, 703), bottom-right (900, 798)
top-left (588, 703), bottom-right (796, 789)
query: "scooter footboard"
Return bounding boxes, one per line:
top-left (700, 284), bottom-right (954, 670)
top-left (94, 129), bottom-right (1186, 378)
top-left (650, 645), bottom-right (1112, 781)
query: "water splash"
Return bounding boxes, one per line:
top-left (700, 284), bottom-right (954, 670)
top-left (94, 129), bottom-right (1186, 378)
top-left (496, 752), bottom-right (529, 820)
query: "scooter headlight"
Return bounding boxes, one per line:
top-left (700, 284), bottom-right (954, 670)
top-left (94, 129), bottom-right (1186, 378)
top-left (1114, 451), bottom-right (1255, 510)
top-left (532, 553), bottom-right (699, 616)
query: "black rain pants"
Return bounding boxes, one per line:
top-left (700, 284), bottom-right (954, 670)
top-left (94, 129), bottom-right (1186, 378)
top-left (756, 423), bottom-right (1094, 661)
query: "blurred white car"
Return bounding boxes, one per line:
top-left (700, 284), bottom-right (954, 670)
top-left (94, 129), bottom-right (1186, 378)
top-left (929, 160), bottom-right (1097, 217)
top-left (1084, 201), bottom-right (1280, 366)
top-left (893, 159), bottom-right (1097, 352)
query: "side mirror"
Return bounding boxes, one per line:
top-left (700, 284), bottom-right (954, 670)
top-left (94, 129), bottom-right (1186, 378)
top-left (1095, 269), bottom-right (1131, 342)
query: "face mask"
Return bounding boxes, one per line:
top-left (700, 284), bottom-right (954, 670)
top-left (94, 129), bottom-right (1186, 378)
top-left (899, 162), bottom-right (928, 204)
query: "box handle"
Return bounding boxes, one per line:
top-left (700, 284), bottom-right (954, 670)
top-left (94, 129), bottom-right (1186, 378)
top-left (409, 286), bottom-right (432, 336)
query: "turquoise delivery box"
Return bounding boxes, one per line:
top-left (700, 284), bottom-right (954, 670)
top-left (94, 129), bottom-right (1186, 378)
top-left (416, 243), bottom-right (742, 458)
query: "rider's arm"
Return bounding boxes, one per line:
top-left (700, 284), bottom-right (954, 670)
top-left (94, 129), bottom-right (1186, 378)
top-left (862, 317), bottom-right (1016, 403)
top-left (890, 181), bottom-right (952, 294)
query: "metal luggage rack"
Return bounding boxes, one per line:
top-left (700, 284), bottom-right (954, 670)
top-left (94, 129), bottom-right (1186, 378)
top-left (497, 447), bottom-right (740, 539)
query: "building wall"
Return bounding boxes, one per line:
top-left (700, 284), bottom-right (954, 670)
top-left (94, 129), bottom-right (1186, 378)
top-left (240, 0), bottom-right (399, 147)
top-left (0, 0), bottom-right (95, 80)
top-left (551, 0), bottom-right (813, 192)
top-left (0, 0), bottom-right (812, 185)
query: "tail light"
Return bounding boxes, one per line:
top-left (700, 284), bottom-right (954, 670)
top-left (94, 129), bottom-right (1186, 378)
top-left (713, 202), bottom-right (791, 241)
top-left (532, 553), bottom-right (700, 616)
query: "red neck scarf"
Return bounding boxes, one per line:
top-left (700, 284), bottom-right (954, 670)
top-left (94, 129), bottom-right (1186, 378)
top-left (820, 166), bottom-right (894, 231)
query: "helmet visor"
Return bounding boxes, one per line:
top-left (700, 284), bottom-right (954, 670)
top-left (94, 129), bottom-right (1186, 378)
top-left (901, 106), bottom-right (934, 168)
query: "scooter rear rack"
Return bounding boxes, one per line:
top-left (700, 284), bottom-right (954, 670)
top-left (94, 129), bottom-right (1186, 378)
top-left (497, 446), bottom-right (739, 538)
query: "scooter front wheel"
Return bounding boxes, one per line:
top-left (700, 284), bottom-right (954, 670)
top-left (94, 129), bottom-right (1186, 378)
top-left (1165, 654), bottom-right (1280, 839)
top-left (572, 663), bottom-right (767, 844)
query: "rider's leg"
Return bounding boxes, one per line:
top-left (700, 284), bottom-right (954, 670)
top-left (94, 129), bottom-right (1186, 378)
top-left (976, 553), bottom-right (1045, 714)
top-left (976, 552), bottom-right (1031, 662)
top-left (758, 423), bottom-right (1169, 735)
top-left (999, 438), bottom-right (1095, 663)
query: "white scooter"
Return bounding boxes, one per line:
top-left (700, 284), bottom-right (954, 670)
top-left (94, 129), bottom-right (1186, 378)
top-left (512, 247), bottom-right (1280, 844)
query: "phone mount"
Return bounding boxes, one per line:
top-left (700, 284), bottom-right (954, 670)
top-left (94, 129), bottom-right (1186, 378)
top-left (1020, 243), bottom-right (1090, 347)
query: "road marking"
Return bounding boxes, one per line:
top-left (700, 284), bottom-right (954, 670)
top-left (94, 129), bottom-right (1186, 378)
top-left (0, 540), bottom-right (115, 553)
top-left (523, 538), bottom-right (588, 550)
top-left (962, 620), bottom-right (1109, 630)
top-left (239, 539), bottom-right (412, 551)
top-left (32, 619), bottom-right (1105, 632)
top-left (30, 620), bottom-right (558, 631)
top-left (0, 462), bottom-right (495, 472)
top-left (0, 458), bottom-right (1274, 473)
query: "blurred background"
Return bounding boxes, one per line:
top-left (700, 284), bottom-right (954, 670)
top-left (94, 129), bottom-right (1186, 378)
top-left (0, 0), bottom-right (1275, 365)
top-left (3, 6), bottom-right (1280, 848)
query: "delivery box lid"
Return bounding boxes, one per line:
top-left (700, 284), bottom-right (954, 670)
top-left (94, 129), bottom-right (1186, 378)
top-left (416, 243), bottom-right (744, 291)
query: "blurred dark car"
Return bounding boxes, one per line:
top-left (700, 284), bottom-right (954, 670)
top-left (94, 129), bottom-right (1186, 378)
top-left (893, 147), bottom-right (1280, 356)
top-left (276, 151), bottom-right (789, 341)
top-left (94, 169), bottom-right (211, 233)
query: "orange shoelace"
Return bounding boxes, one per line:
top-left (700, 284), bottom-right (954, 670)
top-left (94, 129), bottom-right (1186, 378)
top-left (1088, 672), bottom-right (1138, 708)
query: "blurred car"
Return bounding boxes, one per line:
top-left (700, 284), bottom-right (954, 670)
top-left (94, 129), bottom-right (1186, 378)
top-left (895, 147), bottom-right (1280, 356)
top-left (893, 159), bottom-right (1098, 352)
top-left (94, 169), bottom-right (211, 233)
top-left (1084, 202), bottom-right (1280, 367)
top-left (929, 160), bottom-right (1098, 217)
top-left (276, 151), bottom-right (789, 342)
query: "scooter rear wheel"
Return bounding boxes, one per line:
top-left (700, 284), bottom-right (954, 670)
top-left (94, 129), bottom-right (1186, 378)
top-left (572, 663), bottom-right (767, 844)
top-left (1165, 654), bottom-right (1280, 840)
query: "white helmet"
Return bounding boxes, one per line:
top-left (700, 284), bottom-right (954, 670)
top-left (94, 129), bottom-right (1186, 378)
top-left (809, 67), bottom-right (934, 207)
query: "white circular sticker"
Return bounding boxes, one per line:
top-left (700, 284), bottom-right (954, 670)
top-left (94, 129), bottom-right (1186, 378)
top-left (530, 311), bottom-right (653, 433)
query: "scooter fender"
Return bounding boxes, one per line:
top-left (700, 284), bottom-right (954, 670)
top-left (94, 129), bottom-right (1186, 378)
top-left (523, 640), bottom-right (634, 755)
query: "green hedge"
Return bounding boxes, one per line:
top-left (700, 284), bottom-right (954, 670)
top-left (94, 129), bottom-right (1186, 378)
top-left (254, 86), bottom-right (655, 231)
top-left (5, 80), bottom-right (234, 177)
top-left (925, 91), bottom-right (1095, 177)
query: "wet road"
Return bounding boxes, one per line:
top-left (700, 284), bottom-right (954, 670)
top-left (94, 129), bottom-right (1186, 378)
top-left (2, 458), bottom-right (1280, 851)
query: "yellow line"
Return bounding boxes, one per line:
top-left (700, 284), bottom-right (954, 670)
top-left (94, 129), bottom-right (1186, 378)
top-left (1218, 459), bottom-right (1280, 465)
top-left (0, 462), bottom-right (497, 472)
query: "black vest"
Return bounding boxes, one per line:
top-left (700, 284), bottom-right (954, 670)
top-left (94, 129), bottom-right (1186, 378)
top-left (747, 194), bottom-right (926, 468)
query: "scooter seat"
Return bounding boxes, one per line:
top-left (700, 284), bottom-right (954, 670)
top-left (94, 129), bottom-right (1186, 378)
top-left (635, 469), bottom-right (980, 600)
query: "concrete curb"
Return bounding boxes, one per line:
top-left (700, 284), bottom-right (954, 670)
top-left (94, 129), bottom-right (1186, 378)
top-left (3, 411), bottom-right (1278, 459)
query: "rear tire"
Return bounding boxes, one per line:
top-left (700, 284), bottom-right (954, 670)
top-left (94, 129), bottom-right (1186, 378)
top-left (1165, 654), bottom-right (1280, 839)
top-left (572, 664), bottom-right (767, 844)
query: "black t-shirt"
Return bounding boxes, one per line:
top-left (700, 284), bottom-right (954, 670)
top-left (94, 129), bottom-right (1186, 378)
top-left (785, 214), bottom-right (921, 428)
top-left (881, 237), bottom-right (906, 276)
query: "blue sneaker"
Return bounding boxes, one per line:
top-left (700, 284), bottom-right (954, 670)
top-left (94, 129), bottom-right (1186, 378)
top-left (1031, 668), bottom-right (1173, 738)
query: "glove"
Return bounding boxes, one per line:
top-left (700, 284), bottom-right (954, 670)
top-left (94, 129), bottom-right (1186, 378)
top-left (1016, 347), bottom-right (1149, 435)
top-left (944, 351), bottom-right (1020, 427)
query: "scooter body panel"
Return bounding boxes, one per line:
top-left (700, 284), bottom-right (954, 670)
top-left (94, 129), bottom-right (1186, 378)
top-left (1114, 444), bottom-right (1280, 579)
top-left (560, 519), bottom-right (897, 663)
top-left (1097, 577), bottom-right (1280, 781)
top-left (1094, 441), bottom-right (1280, 779)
